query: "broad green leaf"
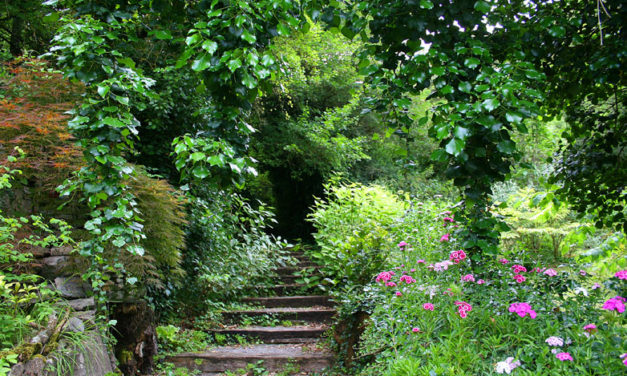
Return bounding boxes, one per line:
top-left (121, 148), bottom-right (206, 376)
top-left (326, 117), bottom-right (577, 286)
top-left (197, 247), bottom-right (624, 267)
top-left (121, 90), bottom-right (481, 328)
top-left (440, 85), bottom-right (454, 95)
top-left (227, 58), bottom-right (242, 72)
top-left (190, 152), bottom-right (205, 162)
top-left (97, 84), bottom-right (110, 98)
top-left (458, 81), bottom-right (472, 93)
top-left (201, 40), bottom-right (218, 54)
top-left (549, 25), bottom-right (566, 37)
top-left (505, 111), bottom-right (523, 124)
top-left (464, 57), bottom-right (480, 69)
top-left (445, 138), bottom-right (465, 156)
top-left (153, 30), bottom-right (172, 40)
top-left (420, 0), bottom-right (434, 9)
top-left (192, 165), bottom-right (210, 179)
top-left (482, 98), bottom-right (500, 111)
top-left (474, 1), bottom-right (491, 13)
top-left (191, 53), bottom-right (212, 71)
top-left (497, 140), bottom-right (516, 154)
top-left (103, 117), bottom-right (125, 127)
top-left (241, 30), bottom-right (256, 44)
top-left (185, 33), bottom-right (201, 46)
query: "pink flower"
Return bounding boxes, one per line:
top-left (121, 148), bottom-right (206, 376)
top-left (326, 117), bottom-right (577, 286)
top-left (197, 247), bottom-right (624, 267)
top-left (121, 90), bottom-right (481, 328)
top-left (583, 324), bottom-right (597, 333)
top-left (385, 281), bottom-right (397, 287)
top-left (615, 270), bottom-right (627, 280)
top-left (455, 301), bottom-right (472, 318)
top-left (545, 336), bottom-right (564, 346)
top-left (417, 259), bottom-right (425, 264)
top-left (499, 258), bottom-right (509, 264)
top-left (423, 303), bottom-right (434, 311)
top-left (462, 274), bottom-right (475, 282)
top-left (440, 233), bottom-right (450, 242)
top-left (591, 283), bottom-right (602, 290)
top-left (400, 275), bottom-right (416, 284)
top-left (555, 352), bottom-right (573, 361)
top-left (443, 217), bottom-right (454, 226)
top-left (602, 296), bottom-right (626, 313)
top-left (477, 279), bottom-right (486, 285)
top-left (376, 271), bottom-right (393, 283)
top-left (397, 241), bottom-right (408, 248)
top-left (410, 268), bottom-right (416, 272)
top-left (395, 291), bottom-right (402, 297)
top-left (514, 274), bottom-right (526, 283)
top-left (512, 264), bottom-right (527, 273)
top-left (620, 353), bottom-right (627, 367)
top-left (508, 302), bottom-right (537, 319)
top-left (412, 327), bottom-right (420, 333)
top-left (449, 250), bottom-right (467, 264)
top-left (433, 260), bottom-right (453, 272)
top-left (580, 270), bottom-right (587, 276)
top-left (543, 268), bottom-right (557, 277)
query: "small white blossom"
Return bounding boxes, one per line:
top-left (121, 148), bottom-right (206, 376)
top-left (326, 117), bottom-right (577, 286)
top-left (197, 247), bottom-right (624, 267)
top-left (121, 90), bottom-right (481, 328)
top-left (495, 357), bottom-right (521, 374)
top-left (545, 336), bottom-right (564, 346)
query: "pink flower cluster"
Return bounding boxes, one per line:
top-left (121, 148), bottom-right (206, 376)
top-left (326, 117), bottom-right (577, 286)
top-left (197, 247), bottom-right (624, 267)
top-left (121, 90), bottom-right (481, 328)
top-left (376, 271), bottom-right (394, 283)
top-left (514, 274), bottom-right (525, 283)
top-left (455, 301), bottom-right (472, 318)
top-left (555, 352), bottom-right (573, 361)
top-left (440, 233), bottom-right (450, 242)
top-left (511, 264), bottom-right (527, 273)
top-left (499, 258), bottom-right (509, 264)
top-left (543, 268), bottom-right (557, 277)
top-left (509, 302), bottom-right (537, 318)
top-left (400, 275), bottom-right (416, 284)
top-left (443, 216), bottom-right (454, 226)
top-left (602, 296), bottom-right (626, 313)
top-left (423, 303), bottom-right (434, 311)
top-left (397, 241), bottom-right (408, 249)
top-left (615, 270), bottom-right (627, 280)
top-left (449, 250), bottom-right (467, 264)
top-left (583, 323), bottom-right (597, 333)
top-left (430, 260), bottom-right (453, 272)
top-left (461, 274), bottom-right (475, 282)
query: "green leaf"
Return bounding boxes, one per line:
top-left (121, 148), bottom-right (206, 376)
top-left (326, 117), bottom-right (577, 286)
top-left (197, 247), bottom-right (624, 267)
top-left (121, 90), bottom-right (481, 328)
top-left (227, 58), bottom-right (242, 72)
top-left (497, 140), bottom-right (516, 154)
top-left (549, 25), bottom-right (566, 38)
top-left (482, 98), bottom-right (500, 112)
top-left (190, 152), bottom-right (205, 162)
top-left (474, 1), bottom-right (491, 13)
top-left (153, 30), bottom-right (172, 40)
top-left (440, 85), bottom-right (454, 95)
top-left (261, 54), bottom-right (275, 67)
top-left (458, 81), bottom-right (472, 93)
top-left (192, 165), bottom-right (210, 179)
top-left (97, 84), bottom-right (110, 98)
top-left (420, 0), bottom-right (434, 9)
top-left (464, 57), bottom-right (480, 69)
top-left (445, 138), bottom-right (465, 156)
top-left (185, 33), bottom-right (201, 46)
top-left (341, 26), bottom-right (356, 39)
top-left (201, 40), bottom-right (218, 54)
top-left (505, 111), bottom-right (523, 124)
top-left (241, 74), bottom-right (257, 89)
top-left (103, 117), bottom-right (126, 128)
top-left (241, 30), bottom-right (256, 44)
top-left (191, 53), bottom-right (212, 71)
top-left (453, 126), bottom-right (470, 140)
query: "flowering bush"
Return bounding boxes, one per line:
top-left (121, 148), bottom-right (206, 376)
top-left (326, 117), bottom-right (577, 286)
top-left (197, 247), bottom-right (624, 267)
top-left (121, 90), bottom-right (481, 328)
top-left (347, 197), bottom-right (627, 375)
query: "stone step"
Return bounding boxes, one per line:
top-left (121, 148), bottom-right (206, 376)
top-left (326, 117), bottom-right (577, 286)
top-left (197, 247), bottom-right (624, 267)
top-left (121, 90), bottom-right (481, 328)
top-left (241, 296), bottom-right (333, 308)
top-left (166, 344), bottom-right (333, 374)
top-left (210, 325), bottom-right (327, 344)
top-left (222, 307), bottom-right (336, 324)
top-left (274, 265), bottom-right (321, 275)
top-left (252, 283), bottom-right (309, 295)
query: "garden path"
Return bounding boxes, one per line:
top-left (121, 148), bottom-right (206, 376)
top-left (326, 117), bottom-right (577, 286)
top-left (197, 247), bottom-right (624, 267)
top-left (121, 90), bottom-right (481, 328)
top-left (166, 249), bottom-right (335, 375)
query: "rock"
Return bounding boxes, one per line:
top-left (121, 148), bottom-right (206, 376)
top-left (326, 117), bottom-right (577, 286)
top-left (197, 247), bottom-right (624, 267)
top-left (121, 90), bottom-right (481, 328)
top-left (10, 356), bottom-right (46, 376)
top-left (50, 246), bottom-right (73, 256)
top-left (29, 329), bottom-right (50, 346)
top-left (63, 317), bottom-right (85, 333)
top-left (111, 301), bottom-right (157, 375)
top-left (54, 277), bottom-right (89, 298)
top-left (67, 297), bottom-right (95, 311)
top-left (40, 256), bottom-right (69, 278)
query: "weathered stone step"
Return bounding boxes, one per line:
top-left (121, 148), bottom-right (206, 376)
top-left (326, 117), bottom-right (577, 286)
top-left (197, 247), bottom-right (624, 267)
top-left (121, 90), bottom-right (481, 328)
top-left (166, 344), bottom-right (333, 374)
top-left (241, 295), bottom-right (333, 308)
top-left (210, 325), bottom-right (327, 343)
top-left (274, 265), bottom-right (321, 275)
top-left (222, 307), bottom-right (336, 324)
top-left (252, 283), bottom-right (308, 295)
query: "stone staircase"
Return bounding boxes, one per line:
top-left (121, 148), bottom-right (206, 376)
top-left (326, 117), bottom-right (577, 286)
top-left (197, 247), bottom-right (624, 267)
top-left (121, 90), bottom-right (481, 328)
top-left (166, 250), bottom-right (335, 375)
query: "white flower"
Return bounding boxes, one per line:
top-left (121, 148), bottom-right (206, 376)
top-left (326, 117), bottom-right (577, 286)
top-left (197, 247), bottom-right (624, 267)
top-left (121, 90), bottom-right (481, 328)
top-left (495, 357), bottom-right (521, 374)
top-left (574, 287), bottom-right (589, 296)
top-left (545, 336), bottom-right (564, 346)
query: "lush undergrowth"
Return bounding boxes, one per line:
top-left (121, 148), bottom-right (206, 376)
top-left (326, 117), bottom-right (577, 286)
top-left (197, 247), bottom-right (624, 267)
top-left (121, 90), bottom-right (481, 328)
top-left (308, 181), bottom-right (626, 375)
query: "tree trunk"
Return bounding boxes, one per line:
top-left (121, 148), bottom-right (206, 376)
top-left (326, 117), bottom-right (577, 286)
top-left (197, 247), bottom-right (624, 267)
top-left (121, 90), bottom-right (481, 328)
top-left (9, 16), bottom-right (23, 56)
